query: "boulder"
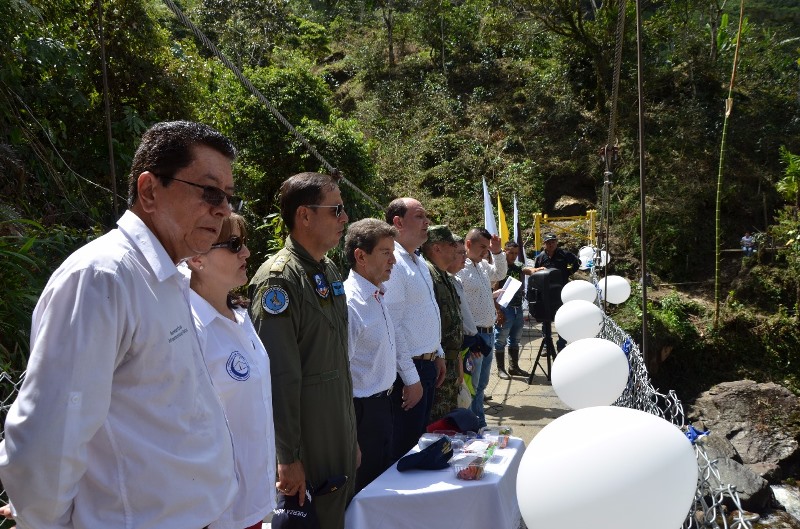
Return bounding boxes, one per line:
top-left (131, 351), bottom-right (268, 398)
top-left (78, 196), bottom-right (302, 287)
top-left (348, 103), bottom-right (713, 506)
top-left (688, 380), bottom-right (800, 482)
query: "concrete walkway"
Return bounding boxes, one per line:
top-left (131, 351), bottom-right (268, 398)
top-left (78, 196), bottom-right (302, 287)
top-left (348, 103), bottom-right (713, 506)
top-left (483, 320), bottom-right (571, 445)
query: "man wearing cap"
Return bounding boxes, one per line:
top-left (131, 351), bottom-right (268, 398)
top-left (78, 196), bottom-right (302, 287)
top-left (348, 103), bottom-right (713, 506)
top-left (421, 225), bottom-right (463, 422)
top-left (383, 198), bottom-right (447, 460)
top-left (532, 233), bottom-right (580, 351)
top-left (494, 241), bottom-right (536, 380)
top-left (249, 173), bottom-right (356, 529)
top-left (343, 218), bottom-right (399, 493)
top-left (456, 228), bottom-right (507, 429)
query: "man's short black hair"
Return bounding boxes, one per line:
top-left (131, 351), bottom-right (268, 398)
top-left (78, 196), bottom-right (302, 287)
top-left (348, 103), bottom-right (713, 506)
top-left (280, 172), bottom-right (339, 231)
top-left (385, 198), bottom-right (409, 225)
top-left (504, 241), bottom-right (519, 249)
top-left (466, 227), bottom-right (491, 242)
top-left (127, 121), bottom-right (236, 207)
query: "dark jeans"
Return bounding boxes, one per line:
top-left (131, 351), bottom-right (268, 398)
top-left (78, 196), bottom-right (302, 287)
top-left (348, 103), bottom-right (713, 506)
top-left (353, 394), bottom-right (393, 494)
top-left (390, 358), bottom-right (437, 460)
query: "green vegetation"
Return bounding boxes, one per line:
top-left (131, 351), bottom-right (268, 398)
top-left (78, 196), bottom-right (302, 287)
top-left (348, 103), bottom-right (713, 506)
top-left (1, 0), bottom-right (799, 399)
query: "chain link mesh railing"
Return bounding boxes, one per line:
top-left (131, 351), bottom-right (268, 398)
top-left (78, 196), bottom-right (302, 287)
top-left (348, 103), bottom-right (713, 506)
top-left (587, 260), bottom-right (754, 529)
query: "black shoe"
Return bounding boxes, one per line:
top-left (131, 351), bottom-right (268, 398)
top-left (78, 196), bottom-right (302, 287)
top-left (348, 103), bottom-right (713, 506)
top-left (485, 395), bottom-right (493, 401)
top-left (508, 366), bottom-right (530, 377)
top-left (497, 368), bottom-right (510, 380)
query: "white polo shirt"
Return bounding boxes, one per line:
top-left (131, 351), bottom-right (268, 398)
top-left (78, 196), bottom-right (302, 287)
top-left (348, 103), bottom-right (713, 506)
top-left (0, 210), bottom-right (237, 529)
top-left (190, 293), bottom-right (277, 529)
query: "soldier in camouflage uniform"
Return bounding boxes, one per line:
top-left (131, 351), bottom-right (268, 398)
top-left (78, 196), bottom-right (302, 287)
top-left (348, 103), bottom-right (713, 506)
top-left (249, 172), bottom-right (357, 529)
top-left (422, 225), bottom-right (464, 423)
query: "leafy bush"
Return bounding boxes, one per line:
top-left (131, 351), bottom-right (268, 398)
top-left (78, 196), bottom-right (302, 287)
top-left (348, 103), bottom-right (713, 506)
top-left (0, 217), bottom-right (92, 376)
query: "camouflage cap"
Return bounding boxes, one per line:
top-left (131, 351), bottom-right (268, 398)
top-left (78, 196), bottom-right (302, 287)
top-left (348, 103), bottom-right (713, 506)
top-left (427, 225), bottom-right (456, 244)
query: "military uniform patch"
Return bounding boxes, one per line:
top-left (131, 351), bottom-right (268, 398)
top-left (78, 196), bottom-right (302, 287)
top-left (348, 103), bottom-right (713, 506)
top-left (331, 281), bottom-right (344, 296)
top-left (262, 286), bottom-right (289, 314)
top-left (313, 273), bottom-right (330, 298)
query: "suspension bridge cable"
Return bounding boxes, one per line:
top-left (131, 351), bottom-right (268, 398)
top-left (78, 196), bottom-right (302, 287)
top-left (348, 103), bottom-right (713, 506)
top-left (160, 0), bottom-right (383, 211)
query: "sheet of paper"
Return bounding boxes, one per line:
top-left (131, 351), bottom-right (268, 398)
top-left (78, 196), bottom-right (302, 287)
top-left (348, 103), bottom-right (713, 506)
top-left (497, 276), bottom-right (522, 307)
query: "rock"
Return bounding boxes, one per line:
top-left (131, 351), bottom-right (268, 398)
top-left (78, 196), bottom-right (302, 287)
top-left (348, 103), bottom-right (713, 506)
top-left (697, 431), bottom-right (741, 462)
top-left (688, 380), bottom-right (800, 482)
top-left (552, 196), bottom-right (595, 217)
top-left (713, 457), bottom-right (772, 511)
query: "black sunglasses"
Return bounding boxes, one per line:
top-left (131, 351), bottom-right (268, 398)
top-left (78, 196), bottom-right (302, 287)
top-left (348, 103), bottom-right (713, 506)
top-left (304, 203), bottom-right (345, 218)
top-left (161, 176), bottom-right (244, 212)
top-left (210, 236), bottom-right (245, 253)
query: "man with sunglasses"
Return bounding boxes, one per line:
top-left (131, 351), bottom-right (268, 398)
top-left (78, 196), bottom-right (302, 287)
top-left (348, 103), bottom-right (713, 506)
top-left (249, 172), bottom-right (356, 529)
top-left (0, 121), bottom-right (239, 529)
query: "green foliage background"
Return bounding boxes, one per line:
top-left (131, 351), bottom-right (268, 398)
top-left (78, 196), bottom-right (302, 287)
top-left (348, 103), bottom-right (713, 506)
top-left (1, 0), bottom-right (799, 399)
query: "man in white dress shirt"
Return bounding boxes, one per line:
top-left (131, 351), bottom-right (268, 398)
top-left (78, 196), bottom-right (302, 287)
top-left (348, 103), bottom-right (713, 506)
top-left (344, 218), bottom-right (399, 493)
top-left (456, 227), bottom-right (507, 428)
top-left (383, 198), bottom-right (447, 460)
top-left (0, 121), bottom-right (239, 529)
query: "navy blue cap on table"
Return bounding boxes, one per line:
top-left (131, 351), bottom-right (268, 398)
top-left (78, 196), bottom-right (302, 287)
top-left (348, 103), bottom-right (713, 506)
top-left (396, 436), bottom-right (454, 472)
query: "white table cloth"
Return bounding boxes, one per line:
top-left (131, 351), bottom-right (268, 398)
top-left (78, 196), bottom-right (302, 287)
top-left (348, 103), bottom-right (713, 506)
top-left (345, 437), bottom-right (526, 529)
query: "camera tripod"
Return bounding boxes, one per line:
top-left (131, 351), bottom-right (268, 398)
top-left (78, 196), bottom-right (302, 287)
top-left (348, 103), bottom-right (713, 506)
top-left (527, 320), bottom-right (557, 384)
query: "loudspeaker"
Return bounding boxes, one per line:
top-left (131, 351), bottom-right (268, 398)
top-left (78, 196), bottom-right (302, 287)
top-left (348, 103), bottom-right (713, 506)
top-left (526, 268), bottom-right (564, 322)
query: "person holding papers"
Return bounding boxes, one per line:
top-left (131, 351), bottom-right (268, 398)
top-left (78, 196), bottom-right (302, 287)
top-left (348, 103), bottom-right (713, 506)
top-left (493, 241), bottom-right (535, 380)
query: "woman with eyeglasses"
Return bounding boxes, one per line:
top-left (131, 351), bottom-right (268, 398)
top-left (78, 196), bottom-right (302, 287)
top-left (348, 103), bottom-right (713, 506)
top-left (186, 213), bottom-right (276, 529)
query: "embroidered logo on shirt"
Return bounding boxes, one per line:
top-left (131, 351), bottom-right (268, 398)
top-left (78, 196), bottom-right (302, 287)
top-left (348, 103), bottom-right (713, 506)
top-left (331, 281), bottom-right (345, 296)
top-left (313, 273), bottom-right (330, 298)
top-left (226, 351), bottom-right (250, 381)
top-left (262, 286), bottom-right (289, 314)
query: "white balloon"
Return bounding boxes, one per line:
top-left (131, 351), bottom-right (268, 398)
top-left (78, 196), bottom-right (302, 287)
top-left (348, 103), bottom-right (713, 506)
top-left (578, 246), bottom-right (595, 270)
top-left (561, 280), bottom-right (597, 303)
top-left (551, 338), bottom-right (629, 409)
top-left (553, 300), bottom-right (603, 342)
top-left (578, 246), bottom-right (595, 260)
top-left (516, 406), bottom-right (698, 529)
top-left (598, 275), bottom-right (632, 304)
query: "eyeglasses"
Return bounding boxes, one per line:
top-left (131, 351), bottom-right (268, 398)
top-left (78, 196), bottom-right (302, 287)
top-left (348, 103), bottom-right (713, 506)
top-left (210, 236), bottom-right (245, 253)
top-left (161, 176), bottom-right (244, 212)
top-left (304, 204), bottom-right (345, 218)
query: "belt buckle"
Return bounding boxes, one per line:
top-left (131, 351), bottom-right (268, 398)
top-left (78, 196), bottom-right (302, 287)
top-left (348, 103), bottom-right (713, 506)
top-left (386, 386), bottom-right (394, 396)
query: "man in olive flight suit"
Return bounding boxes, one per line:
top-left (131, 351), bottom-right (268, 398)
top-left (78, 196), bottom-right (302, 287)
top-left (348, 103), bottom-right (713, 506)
top-left (422, 225), bottom-right (464, 422)
top-left (249, 172), bottom-right (357, 529)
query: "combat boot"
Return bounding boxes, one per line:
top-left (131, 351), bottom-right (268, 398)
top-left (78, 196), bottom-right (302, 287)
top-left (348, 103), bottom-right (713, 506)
top-left (508, 346), bottom-right (530, 377)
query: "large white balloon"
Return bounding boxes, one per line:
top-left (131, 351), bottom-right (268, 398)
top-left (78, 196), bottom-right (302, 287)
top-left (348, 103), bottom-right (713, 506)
top-left (551, 338), bottom-right (629, 409)
top-left (553, 300), bottom-right (603, 343)
top-left (578, 246), bottom-right (595, 270)
top-left (598, 275), bottom-right (632, 304)
top-left (561, 280), bottom-right (597, 303)
top-left (516, 406), bottom-right (698, 529)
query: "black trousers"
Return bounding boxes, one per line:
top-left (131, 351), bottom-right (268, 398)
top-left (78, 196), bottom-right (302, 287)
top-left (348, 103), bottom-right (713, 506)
top-left (353, 394), bottom-right (394, 494)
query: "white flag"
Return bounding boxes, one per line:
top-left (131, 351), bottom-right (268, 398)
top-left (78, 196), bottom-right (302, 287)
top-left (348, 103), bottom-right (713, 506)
top-left (483, 178), bottom-right (498, 236)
